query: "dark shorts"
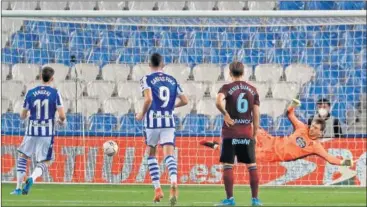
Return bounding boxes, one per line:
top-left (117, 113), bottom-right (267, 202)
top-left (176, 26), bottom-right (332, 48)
top-left (220, 138), bottom-right (256, 164)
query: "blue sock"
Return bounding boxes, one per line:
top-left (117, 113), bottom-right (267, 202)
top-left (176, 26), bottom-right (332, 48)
top-left (164, 155), bottom-right (177, 184)
top-left (16, 157), bottom-right (27, 189)
top-left (147, 157), bottom-right (161, 189)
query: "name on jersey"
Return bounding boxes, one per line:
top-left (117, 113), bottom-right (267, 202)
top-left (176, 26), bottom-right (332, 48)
top-left (233, 119), bottom-right (252, 124)
top-left (151, 76), bottom-right (175, 85)
top-left (228, 84), bottom-right (255, 96)
top-left (33, 90), bottom-right (51, 97)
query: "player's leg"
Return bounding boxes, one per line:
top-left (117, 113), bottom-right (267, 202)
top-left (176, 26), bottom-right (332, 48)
top-left (236, 138), bottom-right (262, 206)
top-left (145, 129), bottom-right (164, 202)
top-left (160, 128), bottom-right (178, 206)
top-left (11, 136), bottom-right (34, 195)
top-left (22, 136), bottom-right (53, 195)
top-left (215, 139), bottom-right (236, 206)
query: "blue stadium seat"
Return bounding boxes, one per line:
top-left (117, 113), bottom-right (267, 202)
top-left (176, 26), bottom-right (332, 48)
top-left (1, 113), bottom-right (23, 133)
top-left (181, 114), bottom-right (210, 134)
top-left (11, 32), bottom-right (39, 50)
top-left (89, 113), bottom-right (117, 132)
top-left (57, 113), bottom-right (84, 132)
top-left (86, 47), bottom-right (110, 67)
top-left (331, 102), bottom-right (347, 123)
top-left (305, 1), bottom-right (336, 10)
top-left (1, 48), bottom-right (22, 64)
top-left (250, 49), bottom-right (266, 65)
top-left (119, 113), bottom-right (143, 133)
top-left (260, 114), bottom-right (274, 132)
top-left (117, 47), bottom-right (142, 64)
top-left (336, 1), bottom-right (366, 10)
top-left (55, 48), bottom-right (71, 66)
top-left (25, 49), bottom-right (53, 65)
top-left (300, 48), bottom-right (322, 67)
top-left (69, 31), bottom-right (94, 50)
top-left (173, 114), bottom-right (181, 130)
top-left (213, 114), bottom-right (223, 133)
top-left (275, 116), bottom-right (294, 136)
top-left (171, 32), bottom-right (186, 47)
top-left (274, 49), bottom-right (291, 65)
top-left (179, 48), bottom-right (203, 64)
top-left (279, 1), bottom-right (305, 10)
top-left (53, 22), bottom-right (82, 34)
top-left (219, 48), bottom-right (234, 64)
top-left (299, 98), bottom-right (317, 117)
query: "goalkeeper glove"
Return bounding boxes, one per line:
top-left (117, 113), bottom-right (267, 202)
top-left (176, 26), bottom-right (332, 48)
top-left (290, 98), bottom-right (301, 108)
top-left (341, 159), bottom-right (353, 167)
top-left (199, 140), bottom-right (219, 150)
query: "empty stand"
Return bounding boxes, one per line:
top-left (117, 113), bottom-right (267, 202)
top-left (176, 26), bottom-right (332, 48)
top-left (181, 82), bottom-right (206, 99)
top-left (75, 97), bottom-right (101, 117)
top-left (248, 1), bottom-right (276, 10)
top-left (117, 81), bottom-right (142, 99)
top-left (197, 98), bottom-right (218, 117)
top-left (12, 98), bottom-right (24, 115)
top-left (250, 81), bottom-right (270, 100)
top-left (43, 63), bottom-right (70, 83)
top-left (285, 64), bottom-right (315, 85)
top-left (254, 64), bottom-right (283, 83)
top-left (73, 63), bottom-right (100, 82)
top-left (174, 96), bottom-right (195, 118)
top-left (182, 114), bottom-right (211, 133)
top-left (2, 64), bottom-right (10, 81)
top-left (103, 97), bottom-right (131, 117)
top-left (86, 80), bottom-right (116, 100)
top-left (260, 98), bottom-right (289, 119)
top-left (12, 64), bottom-right (40, 83)
top-left (2, 98), bottom-right (11, 113)
top-left (272, 82), bottom-right (300, 100)
top-left (102, 64), bottom-right (131, 82)
top-left (57, 80), bottom-right (86, 100)
top-left (132, 64), bottom-right (150, 81)
top-left (88, 113), bottom-right (118, 132)
top-left (1, 80), bottom-right (24, 100)
top-left (163, 64), bottom-right (191, 83)
top-left (193, 64), bottom-right (221, 82)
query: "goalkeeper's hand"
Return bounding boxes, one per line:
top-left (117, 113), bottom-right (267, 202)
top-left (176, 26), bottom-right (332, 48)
top-left (341, 159), bottom-right (353, 167)
top-left (199, 140), bottom-right (219, 150)
top-left (290, 99), bottom-right (301, 108)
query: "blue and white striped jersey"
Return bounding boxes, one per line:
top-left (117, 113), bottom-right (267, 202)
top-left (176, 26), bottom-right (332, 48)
top-left (23, 85), bottom-right (63, 136)
top-left (140, 71), bottom-right (184, 129)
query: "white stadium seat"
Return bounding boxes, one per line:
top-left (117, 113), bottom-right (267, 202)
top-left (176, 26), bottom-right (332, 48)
top-left (87, 80), bottom-right (116, 100)
top-left (181, 82), bottom-right (206, 99)
top-left (161, 1), bottom-right (186, 10)
top-left (272, 82), bottom-right (300, 100)
top-left (248, 1), bottom-right (276, 10)
top-left (163, 64), bottom-right (191, 83)
top-left (224, 64), bottom-right (252, 81)
top-left (12, 64), bottom-right (40, 84)
top-left (254, 64), bottom-right (283, 83)
top-left (43, 63), bottom-right (70, 83)
top-left (1, 80), bottom-right (24, 100)
top-left (2, 64), bottom-right (10, 81)
top-left (7, 1), bottom-right (38, 10)
top-left (129, 1), bottom-right (162, 10)
top-left (102, 64), bottom-right (131, 82)
top-left (99, 1), bottom-right (124, 10)
top-left (75, 97), bottom-right (101, 117)
top-left (117, 81), bottom-right (142, 99)
top-left (220, 1), bottom-right (246, 10)
top-left (57, 80), bottom-right (86, 100)
top-left (193, 64), bottom-right (221, 82)
top-left (260, 98), bottom-right (289, 119)
top-left (197, 98), bottom-right (218, 117)
top-left (249, 81), bottom-right (270, 100)
top-left (68, 1), bottom-right (97, 10)
top-left (73, 63), bottom-right (100, 82)
top-left (174, 97), bottom-right (196, 118)
top-left (13, 98), bottom-right (24, 114)
top-left (210, 82), bottom-right (226, 98)
top-left (285, 64), bottom-right (315, 85)
top-left (104, 97), bottom-right (131, 116)
top-left (39, 2), bottom-right (68, 10)
top-left (192, 1), bottom-right (217, 10)
top-left (2, 97), bottom-right (11, 113)
top-left (132, 64), bottom-right (150, 81)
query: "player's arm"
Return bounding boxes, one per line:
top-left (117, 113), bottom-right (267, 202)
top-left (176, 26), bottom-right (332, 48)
top-left (314, 143), bottom-right (353, 166)
top-left (136, 76), bottom-right (153, 121)
top-left (253, 91), bottom-right (260, 138)
top-left (216, 92), bottom-right (234, 127)
top-left (175, 83), bottom-right (188, 108)
top-left (286, 99), bottom-right (304, 129)
top-left (56, 90), bottom-right (66, 124)
top-left (20, 92), bottom-right (30, 120)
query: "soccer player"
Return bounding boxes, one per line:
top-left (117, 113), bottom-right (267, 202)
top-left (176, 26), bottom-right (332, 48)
top-left (214, 61), bottom-right (261, 206)
top-left (10, 66), bottom-right (66, 195)
top-left (200, 99), bottom-right (353, 167)
top-left (135, 53), bottom-right (188, 206)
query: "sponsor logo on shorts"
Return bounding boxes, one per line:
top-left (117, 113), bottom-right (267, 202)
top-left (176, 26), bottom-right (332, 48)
top-left (232, 138), bottom-right (251, 145)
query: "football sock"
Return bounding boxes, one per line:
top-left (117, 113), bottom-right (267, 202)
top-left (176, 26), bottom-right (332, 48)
top-left (248, 165), bottom-right (259, 199)
top-left (16, 157), bottom-right (27, 189)
top-left (164, 155), bottom-right (177, 185)
top-left (147, 156), bottom-right (161, 189)
top-left (31, 162), bottom-right (47, 182)
top-left (223, 165), bottom-right (234, 199)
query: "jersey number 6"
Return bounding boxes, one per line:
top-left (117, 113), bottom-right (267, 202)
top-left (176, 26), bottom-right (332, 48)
top-left (236, 93), bottom-right (248, 113)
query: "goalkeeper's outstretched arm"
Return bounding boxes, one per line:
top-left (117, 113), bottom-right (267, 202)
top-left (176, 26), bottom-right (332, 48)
top-left (314, 143), bottom-right (353, 166)
top-left (286, 99), bottom-right (305, 129)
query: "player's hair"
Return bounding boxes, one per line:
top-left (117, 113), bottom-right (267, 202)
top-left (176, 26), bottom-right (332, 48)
top-left (313, 119), bottom-right (326, 131)
top-left (150, 53), bottom-right (163, 67)
top-left (229, 61), bottom-right (244, 77)
top-left (41, 66), bottom-right (55, 82)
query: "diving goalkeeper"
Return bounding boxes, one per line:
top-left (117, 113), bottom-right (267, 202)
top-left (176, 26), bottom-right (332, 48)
top-left (200, 99), bottom-right (353, 166)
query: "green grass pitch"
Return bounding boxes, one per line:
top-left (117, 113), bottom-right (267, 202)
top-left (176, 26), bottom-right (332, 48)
top-left (2, 183), bottom-right (366, 206)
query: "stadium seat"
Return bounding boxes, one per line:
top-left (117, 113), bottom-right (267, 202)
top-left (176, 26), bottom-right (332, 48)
top-left (11, 32), bottom-right (39, 50)
top-left (174, 96), bottom-right (196, 118)
top-left (299, 98), bottom-right (317, 117)
top-left (305, 1), bottom-right (336, 10)
top-left (210, 82), bottom-right (227, 98)
top-left (57, 80), bottom-right (86, 100)
top-left (254, 64), bottom-right (283, 83)
top-left (1, 48), bottom-right (22, 65)
top-left (86, 81), bottom-right (116, 100)
top-left (1, 80), bottom-right (24, 100)
top-left (248, 1), bottom-right (276, 10)
top-left (260, 98), bottom-right (289, 119)
top-left (2, 98), bottom-right (11, 113)
top-left (163, 64), bottom-right (191, 83)
top-left (12, 98), bottom-right (25, 115)
top-left (117, 81), bottom-right (142, 99)
top-left (43, 64), bottom-right (70, 83)
top-left (181, 82), bottom-right (207, 99)
top-left (88, 113), bottom-right (117, 132)
top-left (219, 1), bottom-right (246, 10)
top-left (274, 116), bottom-right (294, 136)
top-left (103, 97), bottom-right (131, 117)
top-left (119, 113), bottom-right (144, 133)
top-left (272, 82), bottom-right (300, 100)
top-left (249, 81), bottom-right (270, 100)
top-left (197, 98), bottom-right (218, 118)
top-left (181, 114), bottom-right (211, 134)
top-left (72, 63), bottom-right (100, 82)
top-left (285, 64), bottom-right (315, 85)
top-left (191, 1), bottom-right (217, 10)
top-left (12, 64), bottom-right (40, 83)
top-left (213, 114), bottom-right (223, 132)
top-left (38, 1), bottom-right (68, 10)
top-left (132, 64), bottom-right (150, 81)
top-left (335, 1), bottom-right (366, 10)
top-left (85, 47), bottom-right (110, 67)
top-left (60, 113), bottom-right (84, 132)
top-left (102, 64), bottom-right (131, 82)
top-left (2, 64), bottom-right (10, 81)
top-left (1, 113), bottom-right (23, 133)
top-left (193, 64), bottom-right (221, 82)
top-left (54, 48), bottom-right (71, 66)
top-left (7, 1), bottom-right (38, 10)
top-left (278, 1), bottom-right (305, 10)
top-left (260, 114), bottom-right (274, 132)
top-left (75, 97), bottom-right (101, 118)
top-left (25, 49), bottom-right (52, 65)
top-left (99, 1), bottom-right (124, 10)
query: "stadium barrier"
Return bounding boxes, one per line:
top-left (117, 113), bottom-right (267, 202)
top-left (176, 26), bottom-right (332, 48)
top-left (2, 136), bottom-right (366, 186)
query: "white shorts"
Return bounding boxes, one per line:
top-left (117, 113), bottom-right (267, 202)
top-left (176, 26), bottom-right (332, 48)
top-left (145, 128), bottom-right (175, 147)
top-left (18, 136), bottom-right (54, 162)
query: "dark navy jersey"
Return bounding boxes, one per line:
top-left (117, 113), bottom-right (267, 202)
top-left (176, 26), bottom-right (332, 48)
top-left (23, 85), bottom-right (63, 136)
top-left (140, 71), bottom-right (184, 129)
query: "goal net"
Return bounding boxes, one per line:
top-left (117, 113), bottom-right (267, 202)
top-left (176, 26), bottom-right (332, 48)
top-left (1, 12), bottom-right (366, 186)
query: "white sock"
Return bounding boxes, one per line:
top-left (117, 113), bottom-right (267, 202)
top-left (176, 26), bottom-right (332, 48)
top-left (31, 162), bottom-right (47, 182)
top-left (164, 155), bottom-right (178, 185)
top-left (16, 171), bottom-right (26, 189)
top-left (147, 157), bottom-right (161, 189)
top-left (16, 157), bottom-right (27, 189)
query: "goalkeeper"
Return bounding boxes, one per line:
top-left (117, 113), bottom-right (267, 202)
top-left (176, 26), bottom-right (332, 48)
top-left (200, 99), bottom-right (353, 167)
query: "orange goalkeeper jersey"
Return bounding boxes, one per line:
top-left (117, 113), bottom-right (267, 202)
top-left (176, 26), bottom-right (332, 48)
top-left (256, 107), bottom-right (343, 165)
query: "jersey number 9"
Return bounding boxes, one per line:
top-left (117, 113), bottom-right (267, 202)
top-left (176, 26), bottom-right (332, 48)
top-left (159, 86), bottom-right (170, 108)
